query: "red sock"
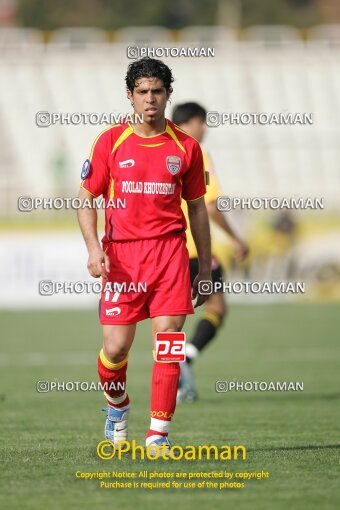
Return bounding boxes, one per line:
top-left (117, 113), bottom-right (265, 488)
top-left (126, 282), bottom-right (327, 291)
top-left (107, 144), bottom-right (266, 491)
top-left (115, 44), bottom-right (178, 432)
top-left (97, 349), bottom-right (129, 409)
top-left (146, 361), bottom-right (180, 439)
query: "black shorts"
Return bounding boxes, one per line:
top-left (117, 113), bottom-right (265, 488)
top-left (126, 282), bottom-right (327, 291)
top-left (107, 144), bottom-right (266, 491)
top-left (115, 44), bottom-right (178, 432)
top-left (189, 256), bottom-right (224, 292)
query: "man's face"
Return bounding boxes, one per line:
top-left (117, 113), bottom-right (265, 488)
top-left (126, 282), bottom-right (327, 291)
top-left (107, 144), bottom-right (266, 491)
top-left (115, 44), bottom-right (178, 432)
top-left (127, 77), bottom-right (170, 123)
top-left (179, 117), bottom-right (207, 143)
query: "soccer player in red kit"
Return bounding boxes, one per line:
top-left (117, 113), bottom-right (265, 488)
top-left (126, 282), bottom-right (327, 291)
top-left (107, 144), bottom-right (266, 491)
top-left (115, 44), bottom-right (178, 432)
top-left (77, 57), bottom-right (211, 452)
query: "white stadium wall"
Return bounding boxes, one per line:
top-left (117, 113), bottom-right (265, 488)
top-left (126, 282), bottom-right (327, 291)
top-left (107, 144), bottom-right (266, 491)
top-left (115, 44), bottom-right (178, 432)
top-left (0, 34), bottom-right (339, 210)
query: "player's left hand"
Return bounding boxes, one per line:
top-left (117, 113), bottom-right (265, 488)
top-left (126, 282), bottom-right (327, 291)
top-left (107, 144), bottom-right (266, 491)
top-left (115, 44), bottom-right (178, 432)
top-left (192, 272), bottom-right (212, 308)
top-left (233, 239), bottom-right (249, 261)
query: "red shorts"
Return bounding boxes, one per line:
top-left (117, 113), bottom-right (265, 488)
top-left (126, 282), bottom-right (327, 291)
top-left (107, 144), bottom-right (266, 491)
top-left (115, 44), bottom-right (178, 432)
top-left (99, 233), bottom-right (194, 325)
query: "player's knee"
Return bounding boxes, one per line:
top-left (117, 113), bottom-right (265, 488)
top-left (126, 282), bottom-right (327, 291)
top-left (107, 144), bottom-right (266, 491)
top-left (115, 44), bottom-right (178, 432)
top-left (106, 349), bottom-right (128, 364)
top-left (209, 303), bottom-right (227, 318)
top-left (153, 316), bottom-right (185, 336)
top-left (220, 302), bottom-right (228, 320)
top-left (205, 305), bottom-right (226, 328)
top-left (103, 342), bottom-right (129, 363)
top-left (165, 324), bottom-right (182, 332)
top-left (214, 304), bottom-right (226, 318)
top-left (158, 325), bottom-right (182, 334)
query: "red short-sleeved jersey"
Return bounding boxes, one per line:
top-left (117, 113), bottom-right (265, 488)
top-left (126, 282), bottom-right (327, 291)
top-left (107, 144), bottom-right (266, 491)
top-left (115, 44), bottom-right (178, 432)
top-left (80, 119), bottom-right (206, 242)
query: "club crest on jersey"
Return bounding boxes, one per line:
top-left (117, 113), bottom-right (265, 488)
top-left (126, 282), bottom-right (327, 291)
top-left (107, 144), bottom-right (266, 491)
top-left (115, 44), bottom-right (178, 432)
top-left (81, 159), bottom-right (90, 179)
top-left (166, 155), bottom-right (181, 175)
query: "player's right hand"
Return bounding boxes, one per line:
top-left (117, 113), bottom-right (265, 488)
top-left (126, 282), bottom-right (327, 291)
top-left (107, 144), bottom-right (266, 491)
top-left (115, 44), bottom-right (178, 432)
top-left (87, 248), bottom-right (110, 278)
top-left (192, 272), bottom-right (212, 308)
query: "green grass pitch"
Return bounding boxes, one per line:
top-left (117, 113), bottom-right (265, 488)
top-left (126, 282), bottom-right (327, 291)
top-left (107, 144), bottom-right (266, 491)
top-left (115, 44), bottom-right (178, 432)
top-left (0, 304), bottom-right (339, 510)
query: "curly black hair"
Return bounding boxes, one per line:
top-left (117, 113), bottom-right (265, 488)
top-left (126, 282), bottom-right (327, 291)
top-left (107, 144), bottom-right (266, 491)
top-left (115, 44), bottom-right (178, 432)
top-left (125, 57), bottom-right (174, 93)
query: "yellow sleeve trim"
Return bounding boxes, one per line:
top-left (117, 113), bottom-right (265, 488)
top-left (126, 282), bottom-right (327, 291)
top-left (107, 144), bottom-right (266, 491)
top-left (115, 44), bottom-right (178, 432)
top-left (185, 193), bottom-right (206, 203)
top-left (100, 349), bottom-right (128, 370)
top-left (80, 181), bottom-right (97, 197)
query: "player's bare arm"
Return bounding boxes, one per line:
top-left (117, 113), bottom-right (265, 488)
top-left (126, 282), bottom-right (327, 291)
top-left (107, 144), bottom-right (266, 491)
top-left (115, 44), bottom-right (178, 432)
top-left (187, 196), bottom-right (212, 307)
top-left (206, 201), bottom-right (249, 261)
top-left (77, 187), bottom-right (110, 278)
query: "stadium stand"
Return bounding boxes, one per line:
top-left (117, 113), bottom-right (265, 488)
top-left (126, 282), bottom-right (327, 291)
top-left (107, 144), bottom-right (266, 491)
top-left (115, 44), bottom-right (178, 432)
top-left (0, 26), bottom-right (339, 212)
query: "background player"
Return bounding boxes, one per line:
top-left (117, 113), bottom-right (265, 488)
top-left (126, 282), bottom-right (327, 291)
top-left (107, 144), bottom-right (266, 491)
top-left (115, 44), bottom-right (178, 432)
top-left (77, 59), bottom-right (211, 452)
top-left (172, 102), bottom-right (249, 402)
